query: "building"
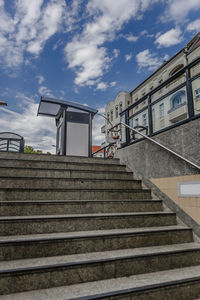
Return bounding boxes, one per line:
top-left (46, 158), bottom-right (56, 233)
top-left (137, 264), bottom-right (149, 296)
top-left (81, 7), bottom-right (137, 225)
top-left (92, 145), bottom-right (104, 158)
top-left (101, 32), bottom-right (200, 148)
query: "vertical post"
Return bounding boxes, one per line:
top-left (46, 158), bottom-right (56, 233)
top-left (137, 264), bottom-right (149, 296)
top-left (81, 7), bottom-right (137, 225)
top-left (148, 95), bottom-right (153, 136)
top-left (185, 67), bottom-right (194, 118)
top-left (88, 113), bottom-right (92, 157)
top-left (63, 110), bottom-right (67, 155)
top-left (104, 147), bottom-right (106, 158)
top-left (125, 110), bottom-right (130, 145)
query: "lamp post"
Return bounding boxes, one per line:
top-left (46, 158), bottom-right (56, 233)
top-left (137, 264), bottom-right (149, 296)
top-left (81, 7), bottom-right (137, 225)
top-left (0, 100), bottom-right (7, 106)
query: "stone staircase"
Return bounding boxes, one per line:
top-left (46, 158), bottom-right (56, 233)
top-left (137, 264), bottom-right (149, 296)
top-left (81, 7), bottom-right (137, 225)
top-left (0, 152), bottom-right (200, 299)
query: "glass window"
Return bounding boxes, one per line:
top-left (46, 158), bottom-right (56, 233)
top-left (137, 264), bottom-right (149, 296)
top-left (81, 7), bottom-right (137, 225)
top-left (111, 110), bottom-right (113, 121)
top-left (142, 113), bottom-right (147, 126)
top-left (159, 103), bottom-right (164, 118)
top-left (152, 108), bottom-right (155, 121)
top-left (192, 77), bottom-right (200, 115)
top-left (152, 86), bottom-right (188, 133)
top-left (115, 106), bottom-right (118, 118)
top-left (170, 90), bottom-right (186, 109)
top-left (129, 108), bottom-right (148, 140)
top-left (119, 103), bottom-right (123, 113)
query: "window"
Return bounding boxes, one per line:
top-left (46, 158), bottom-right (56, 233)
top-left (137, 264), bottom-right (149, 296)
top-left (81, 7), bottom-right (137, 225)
top-left (142, 113), bottom-right (147, 126)
top-left (159, 103), bottom-right (164, 118)
top-left (111, 110), bottom-right (113, 121)
top-left (115, 106), bottom-right (118, 118)
top-left (195, 88), bottom-right (200, 99)
top-left (170, 90), bottom-right (186, 109)
top-left (119, 103), bottom-right (123, 113)
top-left (135, 118), bottom-right (139, 127)
top-left (107, 113), bottom-right (110, 123)
top-left (152, 108), bottom-right (155, 121)
top-left (169, 64), bottom-right (184, 77)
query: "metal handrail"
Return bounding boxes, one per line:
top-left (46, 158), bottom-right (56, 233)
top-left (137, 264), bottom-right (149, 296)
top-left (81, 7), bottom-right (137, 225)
top-left (121, 121), bottom-right (200, 171)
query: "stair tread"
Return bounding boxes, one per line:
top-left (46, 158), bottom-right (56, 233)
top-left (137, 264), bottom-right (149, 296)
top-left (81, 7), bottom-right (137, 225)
top-left (1, 265), bottom-right (200, 300)
top-left (0, 225), bottom-right (189, 242)
top-left (0, 243), bottom-right (199, 272)
top-left (0, 157), bottom-right (120, 165)
top-left (0, 211), bottom-right (174, 221)
top-left (0, 199), bottom-right (161, 204)
top-left (0, 167), bottom-right (130, 173)
top-left (0, 177), bottom-right (137, 182)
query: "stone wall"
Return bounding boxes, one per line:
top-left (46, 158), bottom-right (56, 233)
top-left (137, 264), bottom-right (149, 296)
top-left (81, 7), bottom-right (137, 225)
top-left (115, 118), bottom-right (200, 179)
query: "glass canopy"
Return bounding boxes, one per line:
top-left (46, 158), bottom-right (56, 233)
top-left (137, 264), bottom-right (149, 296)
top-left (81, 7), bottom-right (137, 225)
top-left (37, 96), bottom-right (98, 117)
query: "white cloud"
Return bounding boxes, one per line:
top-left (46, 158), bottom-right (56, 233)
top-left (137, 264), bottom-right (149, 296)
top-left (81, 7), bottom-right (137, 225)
top-left (136, 49), bottom-right (166, 71)
top-left (92, 107), bottom-right (106, 145)
top-left (96, 81), bottom-right (117, 91)
top-left (125, 54), bottom-right (132, 61)
top-left (0, 0), bottom-right (77, 68)
top-left (0, 94), bottom-right (56, 153)
top-left (65, 0), bottom-right (161, 87)
top-left (96, 82), bottom-right (108, 91)
top-left (36, 75), bottom-right (45, 85)
top-left (38, 86), bottom-right (54, 97)
top-left (187, 19), bottom-right (200, 33)
top-left (155, 27), bottom-right (183, 48)
top-left (110, 81), bottom-right (117, 87)
top-left (123, 33), bottom-right (139, 42)
top-left (162, 0), bottom-right (200, 23)
top-left (113, 49), bottom-right (120, 58)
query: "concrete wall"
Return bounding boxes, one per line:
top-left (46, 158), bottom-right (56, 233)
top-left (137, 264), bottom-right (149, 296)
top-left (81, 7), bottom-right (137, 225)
top-left (115, 118), bottom-right (200, 179)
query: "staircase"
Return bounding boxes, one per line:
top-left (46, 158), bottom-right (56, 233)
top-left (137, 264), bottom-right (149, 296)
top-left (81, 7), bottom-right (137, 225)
top-left (0, 152), bottom-right (200, 299)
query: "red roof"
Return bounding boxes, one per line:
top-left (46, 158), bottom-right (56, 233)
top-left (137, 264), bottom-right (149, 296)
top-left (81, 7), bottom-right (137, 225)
top-left (92, 145), bottom-right (104, 153)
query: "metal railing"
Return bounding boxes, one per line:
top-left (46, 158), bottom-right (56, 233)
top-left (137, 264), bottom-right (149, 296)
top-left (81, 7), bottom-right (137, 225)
top-left (121, 121), bottom-right (200, 171)
top-left (0, 133), bottom-right (25, 153)
top-left (93, 110), bottom-right (200, 169)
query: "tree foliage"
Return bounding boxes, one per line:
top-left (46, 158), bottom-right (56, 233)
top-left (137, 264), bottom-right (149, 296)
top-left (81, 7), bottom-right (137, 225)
top-left (24, 145), bottom-right (51, 155)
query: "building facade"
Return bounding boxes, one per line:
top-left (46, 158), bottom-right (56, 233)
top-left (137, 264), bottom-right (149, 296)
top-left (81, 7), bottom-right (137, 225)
top-left (101, 33), bottom-right (200, 148)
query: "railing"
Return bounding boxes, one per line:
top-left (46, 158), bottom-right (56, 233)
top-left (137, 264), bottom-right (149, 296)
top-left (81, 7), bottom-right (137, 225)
top-left (93, 112), bottom-right (200, 170)
top-left (92, 143), bottom-right (116, 158)
top-left (120, 55), bottom-right (200, 148)
top-left (0, 132), bottom-right (25, 153)
top-left (120, 121), bottom-right (200, 171)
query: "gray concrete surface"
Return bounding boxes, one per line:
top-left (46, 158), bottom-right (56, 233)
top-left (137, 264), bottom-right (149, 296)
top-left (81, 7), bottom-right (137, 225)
top-left (116, 118), bottom-right (200, 179)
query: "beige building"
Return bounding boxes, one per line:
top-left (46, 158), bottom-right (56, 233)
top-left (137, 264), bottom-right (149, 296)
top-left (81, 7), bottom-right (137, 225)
top-left (101, 32), bottom-right (200, 147)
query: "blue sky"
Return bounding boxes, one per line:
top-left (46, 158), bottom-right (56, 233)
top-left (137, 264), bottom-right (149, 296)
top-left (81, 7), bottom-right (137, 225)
top-left (0, 0), bottom-right (200, 152)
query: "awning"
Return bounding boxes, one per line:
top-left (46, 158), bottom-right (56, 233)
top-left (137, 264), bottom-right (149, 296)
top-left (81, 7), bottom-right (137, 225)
top-left (37, 96), bottom-right (98, 118)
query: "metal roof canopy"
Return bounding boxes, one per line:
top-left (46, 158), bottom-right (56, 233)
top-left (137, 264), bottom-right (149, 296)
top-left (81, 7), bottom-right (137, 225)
top-left (37, 96), bottom-right (98, 118)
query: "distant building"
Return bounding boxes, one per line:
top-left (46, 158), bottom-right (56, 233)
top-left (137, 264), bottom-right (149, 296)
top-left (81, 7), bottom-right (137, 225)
top-left (92, 145), bottom-right (104, 158)
top-left (0, 100), bottom-right (7, 106)
top-left (101, 32), bottom-right (200, 148)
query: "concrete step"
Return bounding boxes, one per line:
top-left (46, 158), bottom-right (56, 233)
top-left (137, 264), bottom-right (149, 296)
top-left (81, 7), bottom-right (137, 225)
top-left (0, 199), bottom-right (162, 216)
top-left (2, 266), bottom-right (200, 300)
top-left (0, 159), bottom-right (126, 171)
top-left (0, 188), bottom-right (152, 201)
top-left (0, 152), bottom-right (120, 164)
top-left (0, 177), bottom-right (141, 190)
top-left (0, 243), bottom-right (200, 295)
top-left (0, 167), bottom-right (133, 180)
top-left (0, 226), bottom-right (192, 261)
top-left (0, 212), bottom-right (176, 236)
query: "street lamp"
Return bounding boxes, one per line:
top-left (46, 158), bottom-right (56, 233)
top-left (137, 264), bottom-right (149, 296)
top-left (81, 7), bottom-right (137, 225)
top-left (0, 100), bottom-right (7, 106)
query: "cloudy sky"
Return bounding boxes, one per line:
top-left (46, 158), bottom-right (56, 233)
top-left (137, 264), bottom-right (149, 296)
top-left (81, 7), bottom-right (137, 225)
top-left (0, 0), bottom-right (199, 153)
